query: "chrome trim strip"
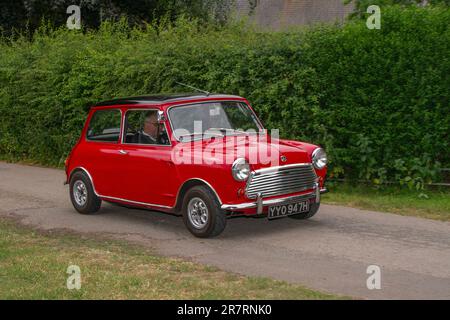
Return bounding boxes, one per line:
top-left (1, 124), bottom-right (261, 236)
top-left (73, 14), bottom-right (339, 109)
top-left (120, 143), bottom-right (172, 147)
top-left (251, 163), bottom-right (313, 175)
top-left (245, 163), bottom-right (317, 199)
top-left (221, 191), bottom-right (316, 211)
top-left (99, 195), bottom-right (172, 209)
top-left (256, 193), bottom-right (263, 214)
top-left (315, 182), bottom-right (320, 203)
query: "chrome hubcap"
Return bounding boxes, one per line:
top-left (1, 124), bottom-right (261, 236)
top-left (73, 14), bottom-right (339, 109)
top-left (73, 180), bottom-right (87, 207)
top-left (187, 197), bottom-right (209, 229)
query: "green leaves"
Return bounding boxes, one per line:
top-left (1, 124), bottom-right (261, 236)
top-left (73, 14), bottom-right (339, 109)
top-left (0, 6), bottom-right (448, 188)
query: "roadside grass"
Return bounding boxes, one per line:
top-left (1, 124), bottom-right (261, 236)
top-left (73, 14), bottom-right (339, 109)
top-left (322, 184), bottom-right (450, 222)
top-left (0, 157), bottom-right (64, 169)
top-left (0, 218), bottom-right (343, 300)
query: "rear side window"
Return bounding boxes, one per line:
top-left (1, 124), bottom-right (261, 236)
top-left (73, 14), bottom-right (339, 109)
top-left (86, 109), bottom-right (121, 142)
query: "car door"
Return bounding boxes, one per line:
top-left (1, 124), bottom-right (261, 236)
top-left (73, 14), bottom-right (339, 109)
top-left (117, 108), bottom-right (176, 208)
top-left (83, 108), bottom-right (124, 198)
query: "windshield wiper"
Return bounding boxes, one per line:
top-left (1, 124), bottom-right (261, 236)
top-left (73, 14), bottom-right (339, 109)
top-left (179, 132), bottom-right (223, 142)
top-left (207, 128), bottom-right (248, 135)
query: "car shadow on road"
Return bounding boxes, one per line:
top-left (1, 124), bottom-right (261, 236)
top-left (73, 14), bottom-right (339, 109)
top-left (222, 215), bottom-right (326, 239)
top-left (95, 202), bottom-right (327, 240)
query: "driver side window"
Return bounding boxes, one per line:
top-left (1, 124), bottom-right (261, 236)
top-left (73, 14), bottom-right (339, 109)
top-left (123, 110), bottom-right (170, 145)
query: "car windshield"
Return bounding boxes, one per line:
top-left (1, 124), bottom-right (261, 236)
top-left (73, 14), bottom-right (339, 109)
top-left (168, 101), bottom-right (262, 141)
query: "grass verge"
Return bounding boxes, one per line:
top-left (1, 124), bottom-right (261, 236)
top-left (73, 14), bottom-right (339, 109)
top-left (0, 218), bottom-right (343, 300)
top-left (323, 184), bottom-right (450, 221)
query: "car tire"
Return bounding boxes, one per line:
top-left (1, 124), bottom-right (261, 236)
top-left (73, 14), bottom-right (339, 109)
top-left (288, 202), bottom-right (320, 220)
top-left (182, 185), bottom-right (227, 238)
top-left (69, 171), bottom-right (102, 214)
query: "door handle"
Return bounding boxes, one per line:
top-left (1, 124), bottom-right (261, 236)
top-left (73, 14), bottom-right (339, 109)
top-left (118, 149), bottom-right (128, 155)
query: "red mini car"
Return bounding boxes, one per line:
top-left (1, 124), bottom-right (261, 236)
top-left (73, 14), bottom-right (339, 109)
top-left (65, 94), bottom-right (328, 237)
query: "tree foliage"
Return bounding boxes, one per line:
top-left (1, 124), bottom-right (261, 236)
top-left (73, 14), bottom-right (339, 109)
top-left (345, 0), bottom-right (450, 17)
top-left (0, 6), bottom-right (448, 188)
top-left (0, 0), bottom-right (231, 36)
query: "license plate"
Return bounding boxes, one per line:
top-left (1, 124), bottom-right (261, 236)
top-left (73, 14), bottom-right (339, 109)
top-left (268, 200), bottom-right (310, 219)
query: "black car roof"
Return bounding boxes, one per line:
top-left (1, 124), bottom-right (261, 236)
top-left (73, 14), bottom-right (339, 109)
top-left (94, 93), bottom-right (244, 107)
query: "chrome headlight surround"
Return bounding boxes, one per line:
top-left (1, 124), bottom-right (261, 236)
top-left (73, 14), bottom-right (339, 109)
top-left (312, 148), bottom-right (327, 169)
top-left (231, 158), bottom-right (250, 182)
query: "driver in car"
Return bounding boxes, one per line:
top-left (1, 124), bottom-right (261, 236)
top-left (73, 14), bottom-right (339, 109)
top-left (134, 112), bottom-right (169, 145)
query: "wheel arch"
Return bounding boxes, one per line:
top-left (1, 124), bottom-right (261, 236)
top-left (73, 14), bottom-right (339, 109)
top-left (68, 167), bottom-right (98, 196)
top-left (174, 178), bottom-right (222, 213)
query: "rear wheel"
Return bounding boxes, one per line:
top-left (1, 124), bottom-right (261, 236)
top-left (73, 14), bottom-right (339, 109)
top-left (69, 171), bottom-right (102, 214)
top-left (288, 202), bottom-right (320, 220)
top-left (182, 185), bottom-right (226, 238)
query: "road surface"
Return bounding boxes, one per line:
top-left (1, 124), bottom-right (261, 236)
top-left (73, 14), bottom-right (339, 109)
top-left (0, 161), bottom-right (449, 299)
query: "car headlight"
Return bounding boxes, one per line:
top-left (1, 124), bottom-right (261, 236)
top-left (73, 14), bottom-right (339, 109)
top-left (232, 158), bottom-right (250, 181)
top-left (312, 148), bottom-right (327, 169)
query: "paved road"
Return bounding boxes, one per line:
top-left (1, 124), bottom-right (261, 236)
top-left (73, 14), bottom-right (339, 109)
top-left (1, 161), bottom-right (449, 299)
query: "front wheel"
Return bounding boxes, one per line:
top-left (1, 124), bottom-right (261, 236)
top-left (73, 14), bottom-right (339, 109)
top-left (288, 202), bottom-right (320, 220)
top-left (182, 185), bottom-right (227, 238)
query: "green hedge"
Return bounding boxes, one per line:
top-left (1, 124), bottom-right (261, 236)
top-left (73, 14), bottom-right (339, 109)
top-left (0, 6), bottom-right (448, 188)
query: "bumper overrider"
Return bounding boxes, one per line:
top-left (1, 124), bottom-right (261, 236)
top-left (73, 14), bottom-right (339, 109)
top-left (221, 183), bottom-right (328, 215)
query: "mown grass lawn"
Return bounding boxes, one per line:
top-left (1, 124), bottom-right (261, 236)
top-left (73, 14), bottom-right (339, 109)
top-left (0, 218), bottom-right (343, 300)
top-left (323, 184), bottom-right (450, 221)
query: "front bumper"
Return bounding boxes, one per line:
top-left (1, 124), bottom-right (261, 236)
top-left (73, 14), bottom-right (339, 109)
top-left (221, 185), bottom-right (328, 214)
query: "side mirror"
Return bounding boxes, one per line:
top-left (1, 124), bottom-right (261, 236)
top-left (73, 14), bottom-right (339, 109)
top-left (157, 110), bottom-right (166, 123)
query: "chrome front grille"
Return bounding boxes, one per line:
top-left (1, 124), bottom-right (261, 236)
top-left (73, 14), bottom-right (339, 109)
top-left (245, 164), bottom-right (317, 199)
